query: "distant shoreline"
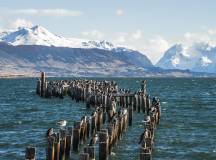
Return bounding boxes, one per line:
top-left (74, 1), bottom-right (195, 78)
top-left (1, 74), bottom-right (216, 79)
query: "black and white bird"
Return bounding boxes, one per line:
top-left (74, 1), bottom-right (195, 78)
top-left (138, 132), bottom-right (144, 144)
top-left (123, 108), bottom-right (127, 115)
top-left (80, 116), bottom-right (87, 126)
top-left (89, 134), bottom-right (98, 146)
top-left (57, 120), bottom-right (67, 129)
top-left (142, 116), bottom-right (150, 124)
top-left (46, 128), bottom-right (54, 138)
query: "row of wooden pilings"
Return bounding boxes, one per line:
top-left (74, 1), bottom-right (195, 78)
top-left (36, 72), bottom-right (150, 115)
top-left (26, 72), bottom-right (161, 160)
top-left (139, 97), bottom-right (161, 160)
top-left (26, 104), bottom-right (130, 160)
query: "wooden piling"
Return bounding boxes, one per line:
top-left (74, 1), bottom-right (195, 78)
top-left (47, 137), bottom-right (55, 160)
top-left (86, 119), bottom-right (90, 139)
top-left (65, 135), bottom-right (72, 157)
top-left (129, 105), bottom-right (133, 126)
top-left (140, 147), bottom-right (152, 160)
top-left (99, 142), bottom-right (108, 160)
top-left (72, 128), bottom-right (80, 152)
top-left (84, 146), bottom-right (95, 160)
top-left (25, 146), bottom-right (36, 160)
top-left (79, 153), bottom-right (89, 160)
top-left (91, 115), bottom-right (96, 136)
top-left (36, 79), bottom-right (41, 95)
top-left (99, 130), bottom-right (109, 160)
top-left (54, 134), bottom-right (60, 160)
top-left (60, 137), bottom-right (66, 160)
top-left (40, 72), bottom-right (46, 97)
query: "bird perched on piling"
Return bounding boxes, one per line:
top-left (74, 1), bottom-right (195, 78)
top-left (138, 132), bottom-right (144, 144)
top-left (80, 116), bottom-right (87, 126)
top-left (142, 116), bottom-right (150, 124)
top-left (46, 128), bottom-right (54, 138)
top-left (123, 109), bottom-right (127, 115)
top-left (57, 120), bottom-right (67, 129)
top-left (89, 134), bottom-right (98, 146)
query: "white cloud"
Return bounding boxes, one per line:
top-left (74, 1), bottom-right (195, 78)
top-left (112, 31), bottom-right (169, 64)
top-left (114, 32), bottom-right (128, 43)
top-left (116, 9), bottom-right (123, 16)
top-left (81, 30), bottom-right (105, 39)
top-left (144, 36), bottom-right (170, 63)
top-left (132, 30), bottom-right (142, 39)
top-left (7, 9), bottom-right (83, 17)
top-left (9, 18), bottom-right (33, 29)
top-left (182, 30), bottom-right (216, 47)
top-left (207, 29), bottom-right (216, 35)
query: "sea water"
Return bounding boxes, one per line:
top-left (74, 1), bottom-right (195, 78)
top-left (0, 78), bottom-right (216, 160)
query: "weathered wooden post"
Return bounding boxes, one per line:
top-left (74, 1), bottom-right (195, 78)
top-left (65, 135), bottom-right (72, 157)
top-left (25, 146), bottom-right (36, 160)
top-left (129, 105), bottom-right (133, 126)
top-left (99, 129), bottom-right (109, 160)
top-left (65, 127), bottom-right (73, 157)
top-left (84, 146), bottom-right (95, 160)
top-left (86, 119), bottom-right (90, 139)
top-left (146, 95), bottom-right (151, 115)
top-left (140, 147), bottom-right (152, 160)
top-left (54, 133), bottom-right (60, 160)
top-left (134, 93), bottom-right (138, 111)
top-left (47, 136), bottom-right (55, 160)
top-left (142, 95), bottom-right (146, 113)
top-left (36, 79), bottom-right (41, 95)
top-left (79, 153), bottom-right (89, 160)
top-left (141, 80), bottom-right (146, 95)
top-left (40, 72), bottom-right (46, 97)
top-left (103, 111), bottom-right (106, 124)
top-left (97, 109), bottom-right (103, 131)
top-left (138, 93), bottom-right (141, 113)
top-left (72, 128), bottom-right (80, 152)
top-left (60, 137), bottom-right (66, 160)
top-left (91, 115), bottom-right (96, 136)
top-left (107, 125), bottom-right (112, 154)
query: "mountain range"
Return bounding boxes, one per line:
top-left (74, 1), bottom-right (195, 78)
top-left (0, 25), bottom-right (215, 77)
top-left (157, 43), bottom-right (216, 73)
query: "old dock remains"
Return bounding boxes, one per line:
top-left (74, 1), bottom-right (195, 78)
top-left (25, 72), bottom-right (161, 160)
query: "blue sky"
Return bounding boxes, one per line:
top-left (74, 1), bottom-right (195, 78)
top-left (0, 0), bottom-right (216, 63)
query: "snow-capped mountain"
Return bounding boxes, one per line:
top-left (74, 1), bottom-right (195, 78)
top-left (0, 25), bottom-right (158, 77)
top-left (157, 42), bottom-right (216, 73)
top-left (0, 25), bottom-right (122, 51)
top-left (0, 25), bottom-right (214, 77)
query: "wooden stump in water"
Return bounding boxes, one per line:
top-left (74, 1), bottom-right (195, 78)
top-left (99, 142), bottom-right (108, 160)
top-left (59, 138), bottom-right (66, 160)
top-left (36, 79), bottom-right (41, 95)
top-left (40, 72), bottom-right (46, 97)
top-left (129, 105), bottom-right (133, 126)
top-left (99, 130), bottom-right (109, 160)
top-left (25, 146), bottom-right (36, 160)
top-left (140, 147), bottom-right (152, 160)
top-left (84, 146), bottom-right (95, 160)
top-left (65, 135), bottom-right (72, 157)
top-left (86, 120), bottom-right (90, 139)
top-left (47, 136), bottom-right (55, 160)
top-left (54, 134), bottom-right (60, 160)
top-left (72, 128), bottom-right (80, 152)
top-left (91, 116), bottom-right (96, 136)
top-left (79, 153), bottom-right (89, 160)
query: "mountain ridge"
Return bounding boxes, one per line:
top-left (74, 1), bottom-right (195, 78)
top-left (0, 25), bottom-right (216, 77)
top-left (157, 42), bottom-right (216, 73)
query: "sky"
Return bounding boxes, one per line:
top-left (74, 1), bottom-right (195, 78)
top-left (0, 0), bottom-right (216, 64)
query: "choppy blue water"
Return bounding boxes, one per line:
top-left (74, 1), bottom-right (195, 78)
top-left (0, 78), bottom-right (216, 160)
